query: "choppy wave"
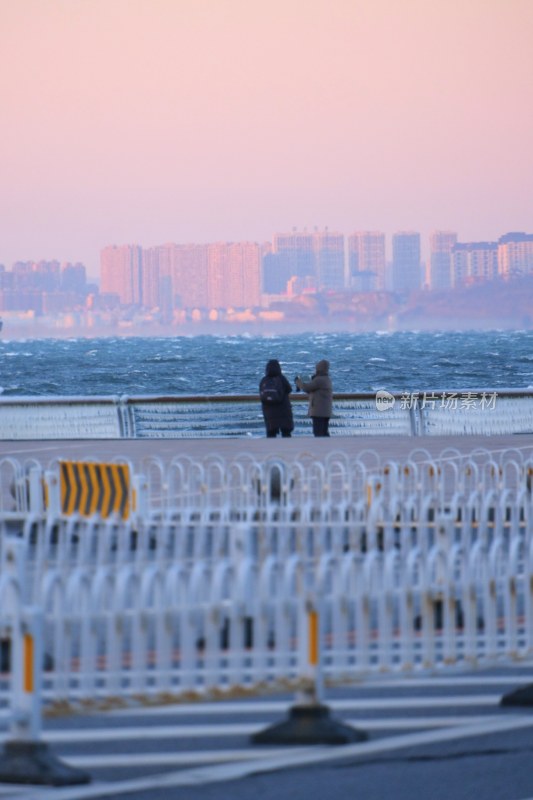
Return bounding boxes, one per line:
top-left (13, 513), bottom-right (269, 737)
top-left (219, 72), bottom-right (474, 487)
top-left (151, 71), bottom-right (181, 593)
top-left (0, 330), bottom-right (531, 396)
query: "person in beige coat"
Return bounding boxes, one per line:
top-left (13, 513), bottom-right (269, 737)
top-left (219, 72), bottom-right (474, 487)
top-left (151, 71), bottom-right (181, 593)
top-left (295, 359), bottom-right (333, 437)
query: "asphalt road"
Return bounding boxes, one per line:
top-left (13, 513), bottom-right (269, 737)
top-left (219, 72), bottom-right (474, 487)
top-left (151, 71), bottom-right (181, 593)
top-left (3, 666), bottom-right (533, 799)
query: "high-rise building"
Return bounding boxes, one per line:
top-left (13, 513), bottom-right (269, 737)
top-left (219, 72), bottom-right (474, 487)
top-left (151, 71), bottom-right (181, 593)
top-left (60, 262), bottom-right (87, 294)
top-left (141, 247), bottom-right (161, 309)
top-left (272, 229), bottom-right (345, 290)
top-left (12, 260), bottom-right (61, 293)
top-left (171, 244), bottom-right (209, 309)
top-left (451, 242), bottom-right (498, 286)
top-left (314, 230), bottom-right (345, 290)
top-left (100, 245), bottom-right (143, 305)
top-left (348, 231), bottom-right (386, 291)
top-left (272, 232), bottom-right (316, 281)
top-left (206, 242), bottom-right (261, 309)
top-left (429, 231), bottom-right (457, 290)
top-left (262, 251), bottom-right (291, 294)
top-left (497, 232), bottom-right (533, 278)
top-left (392, 232), bottom-right (421, 293)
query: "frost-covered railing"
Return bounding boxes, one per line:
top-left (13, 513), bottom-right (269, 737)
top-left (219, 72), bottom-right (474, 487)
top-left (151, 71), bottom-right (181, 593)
top-left (419, 390), bottom-right (533, 435)
top-left (0, 445), bottom-right (532, 720)
top-left (0, 397), bottom-right (123, 439)
top-left (0, 388), bottom-right (532, 439)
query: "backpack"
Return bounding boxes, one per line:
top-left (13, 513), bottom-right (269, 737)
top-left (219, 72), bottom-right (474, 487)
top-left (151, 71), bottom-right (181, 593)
top-left (260, 375), bottom-right (284, 404)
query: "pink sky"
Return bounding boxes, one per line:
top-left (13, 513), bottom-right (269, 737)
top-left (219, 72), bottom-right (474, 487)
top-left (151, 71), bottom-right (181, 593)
top-left (1, 0), bottom-right (532, 277)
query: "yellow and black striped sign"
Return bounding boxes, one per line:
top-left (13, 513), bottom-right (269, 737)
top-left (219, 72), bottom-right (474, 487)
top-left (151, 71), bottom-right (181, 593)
top-left (59, 461), bottom-right (132, 520)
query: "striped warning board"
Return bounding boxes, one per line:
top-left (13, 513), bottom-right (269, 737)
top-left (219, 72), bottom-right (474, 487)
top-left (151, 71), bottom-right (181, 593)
top-left (59, 461), bottom-right (132, 519)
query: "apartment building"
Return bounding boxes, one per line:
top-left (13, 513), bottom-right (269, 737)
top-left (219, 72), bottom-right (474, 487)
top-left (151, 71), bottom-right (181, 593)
top-left (206, 242), bottom-right (261, 309)
top-left (429, 231), bottom-right (457, 290)
top-left (497, 232), bottom-right (533, 278)
top-left (270, 229), bottom-right (345, 291)
top-left (100, 245), bottom-right (143, 305)
top-left (348, 231), bottom-right (386, 291)
top-left (451, 242), bottom-right (498, 286)
top-left (392, 231), bottom-right (421, 292)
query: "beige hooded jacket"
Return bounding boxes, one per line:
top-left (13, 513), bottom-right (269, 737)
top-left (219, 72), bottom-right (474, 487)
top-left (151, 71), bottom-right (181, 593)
top-left (298, 359), bottom-right (333, 418)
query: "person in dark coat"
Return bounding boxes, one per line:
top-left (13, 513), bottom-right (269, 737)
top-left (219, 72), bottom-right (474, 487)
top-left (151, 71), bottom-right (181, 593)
top-left (259, 359), bottom-right (294, 438)
top-left (295, 359), bottom-right (333, 437)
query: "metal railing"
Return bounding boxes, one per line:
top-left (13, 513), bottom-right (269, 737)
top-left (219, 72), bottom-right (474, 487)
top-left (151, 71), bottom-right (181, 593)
top-left (0, 444), bottom-right (532, 768)
top-left (0, 388), bottom-right (532, 439)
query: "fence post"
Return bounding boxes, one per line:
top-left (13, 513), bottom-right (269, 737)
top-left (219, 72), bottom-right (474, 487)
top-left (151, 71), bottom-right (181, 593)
top-left (132, 471), bottom-right (149, 520)
top-left (500, 539), bottom-right (533, 707)
top-left (28, 467), bottom-right (45, 514)
top-left (0, 540), bottom-right (90, 786)
top-left (252, 593), bottom-right (367, 745)
top-left (43, 469), bottom-right (61, 517)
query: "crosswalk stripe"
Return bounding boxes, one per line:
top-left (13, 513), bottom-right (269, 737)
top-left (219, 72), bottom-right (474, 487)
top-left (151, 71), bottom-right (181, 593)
top-left (2, 674), bottom-right (532, 798)
top-left (103, 682), bottom-right (526, 717)
top-left (106, 693), bottom-right (501, 717)
top-left (0, 694), bottom-right (503, 739)
top-left (1, 714), bottom-right (506, 746)
top-left (62, 715), bottom-right (508, 768)
top-left (66, 747), bottom-right (312, 769)
top-left (10, 716), bottom-right (533, 800)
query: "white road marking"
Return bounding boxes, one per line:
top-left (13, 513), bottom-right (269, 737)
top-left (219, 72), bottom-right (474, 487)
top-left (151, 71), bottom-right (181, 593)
top-left (106, 694), bottom-right (502, 718)
top-left (61, 715), bottom-right (507, 769)
top-left (3, 713), bottom-right (505, 750)
top-left (11, 715), bottom-right (533, 800)
top-left (0, 695), bottom-right (502, 745)
top-left (95, 675), bottom-right (532, 718)
top-left (65, 747), bottom-right (312, 769)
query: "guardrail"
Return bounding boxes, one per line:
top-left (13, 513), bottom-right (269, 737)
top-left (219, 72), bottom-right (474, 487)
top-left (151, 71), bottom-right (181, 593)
top-left (0, 445), bottom-right (532, 780)
top-left (0, 389), bottom-right (532, 439)
top-left (0, 448), bottom-right (531, 703)
top-left (2, 445), bottom-right (532, 519)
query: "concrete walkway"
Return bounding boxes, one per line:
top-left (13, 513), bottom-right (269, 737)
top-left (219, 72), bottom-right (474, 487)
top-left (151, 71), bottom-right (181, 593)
top-left (1, 433), bottom-right (532, 470)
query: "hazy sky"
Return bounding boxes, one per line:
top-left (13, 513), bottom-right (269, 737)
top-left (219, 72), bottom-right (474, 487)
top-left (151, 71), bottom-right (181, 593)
top-left (1, 0), bottom-right (532, 276)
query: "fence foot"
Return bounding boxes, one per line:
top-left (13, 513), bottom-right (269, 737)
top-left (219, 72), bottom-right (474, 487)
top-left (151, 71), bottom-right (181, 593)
top-left (500, 685), bottom-right (533, 707)
top-left (0, 741), bottom-right (91, 786)
top-left (251, 704), bottom-right (367, 745)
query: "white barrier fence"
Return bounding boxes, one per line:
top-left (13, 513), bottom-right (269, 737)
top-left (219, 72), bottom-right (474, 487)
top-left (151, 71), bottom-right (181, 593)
top-left (0, 389), bottom-right (532, 439)
top-left (0, 446), bottom-right (532, 728)
top-left (2, 446), bottom-right (532, 520)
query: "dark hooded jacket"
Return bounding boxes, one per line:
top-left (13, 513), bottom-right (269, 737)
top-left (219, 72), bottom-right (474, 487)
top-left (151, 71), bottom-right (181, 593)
top-left (259, 359), bottom-right (294, 432)
top-left (299, 359), bottom-right (333, 418)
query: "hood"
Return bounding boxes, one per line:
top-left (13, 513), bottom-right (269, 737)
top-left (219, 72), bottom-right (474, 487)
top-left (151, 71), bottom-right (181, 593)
top-left (315, 359), bottom-right (330, 375)
top-left (266, 359), bottom-right (282, 377)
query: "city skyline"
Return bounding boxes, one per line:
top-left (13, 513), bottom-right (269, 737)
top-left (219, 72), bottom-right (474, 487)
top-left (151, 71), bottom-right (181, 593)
top-left (1, 0), bottom-right (532, 277)
top-left (3, 224), bottom-right (531, 278)
top-left (2, 228), bottom-right (530, 323)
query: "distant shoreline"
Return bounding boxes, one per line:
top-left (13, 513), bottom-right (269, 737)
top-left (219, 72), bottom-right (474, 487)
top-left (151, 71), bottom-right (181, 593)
top-left (1, 319), bottom-right (532, 341)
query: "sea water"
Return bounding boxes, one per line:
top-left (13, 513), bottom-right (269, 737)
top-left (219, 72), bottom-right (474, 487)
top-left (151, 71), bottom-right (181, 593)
top-left (0, 330), bottom-right (532, 397)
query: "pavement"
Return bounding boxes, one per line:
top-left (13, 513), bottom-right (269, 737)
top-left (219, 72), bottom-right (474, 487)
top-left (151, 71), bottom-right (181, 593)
top-left (2, 665), bottom-right (533, 799)
top-left (1, 433), bottom-right (533, 470)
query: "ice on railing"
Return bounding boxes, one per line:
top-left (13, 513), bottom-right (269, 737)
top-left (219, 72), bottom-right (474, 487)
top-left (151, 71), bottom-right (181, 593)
top-left (0, 402), bottom-right (121, 439)
top-left (0, 391), bottom-right (531, 439)
top-left (129, 398), bottom-right (413, 438)
top-left (130, 402), bottom-right (266, 438)
top-left (422, 395), bottom-right (533, 435)
top-left (332, 399), bottom-right (413, 435)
